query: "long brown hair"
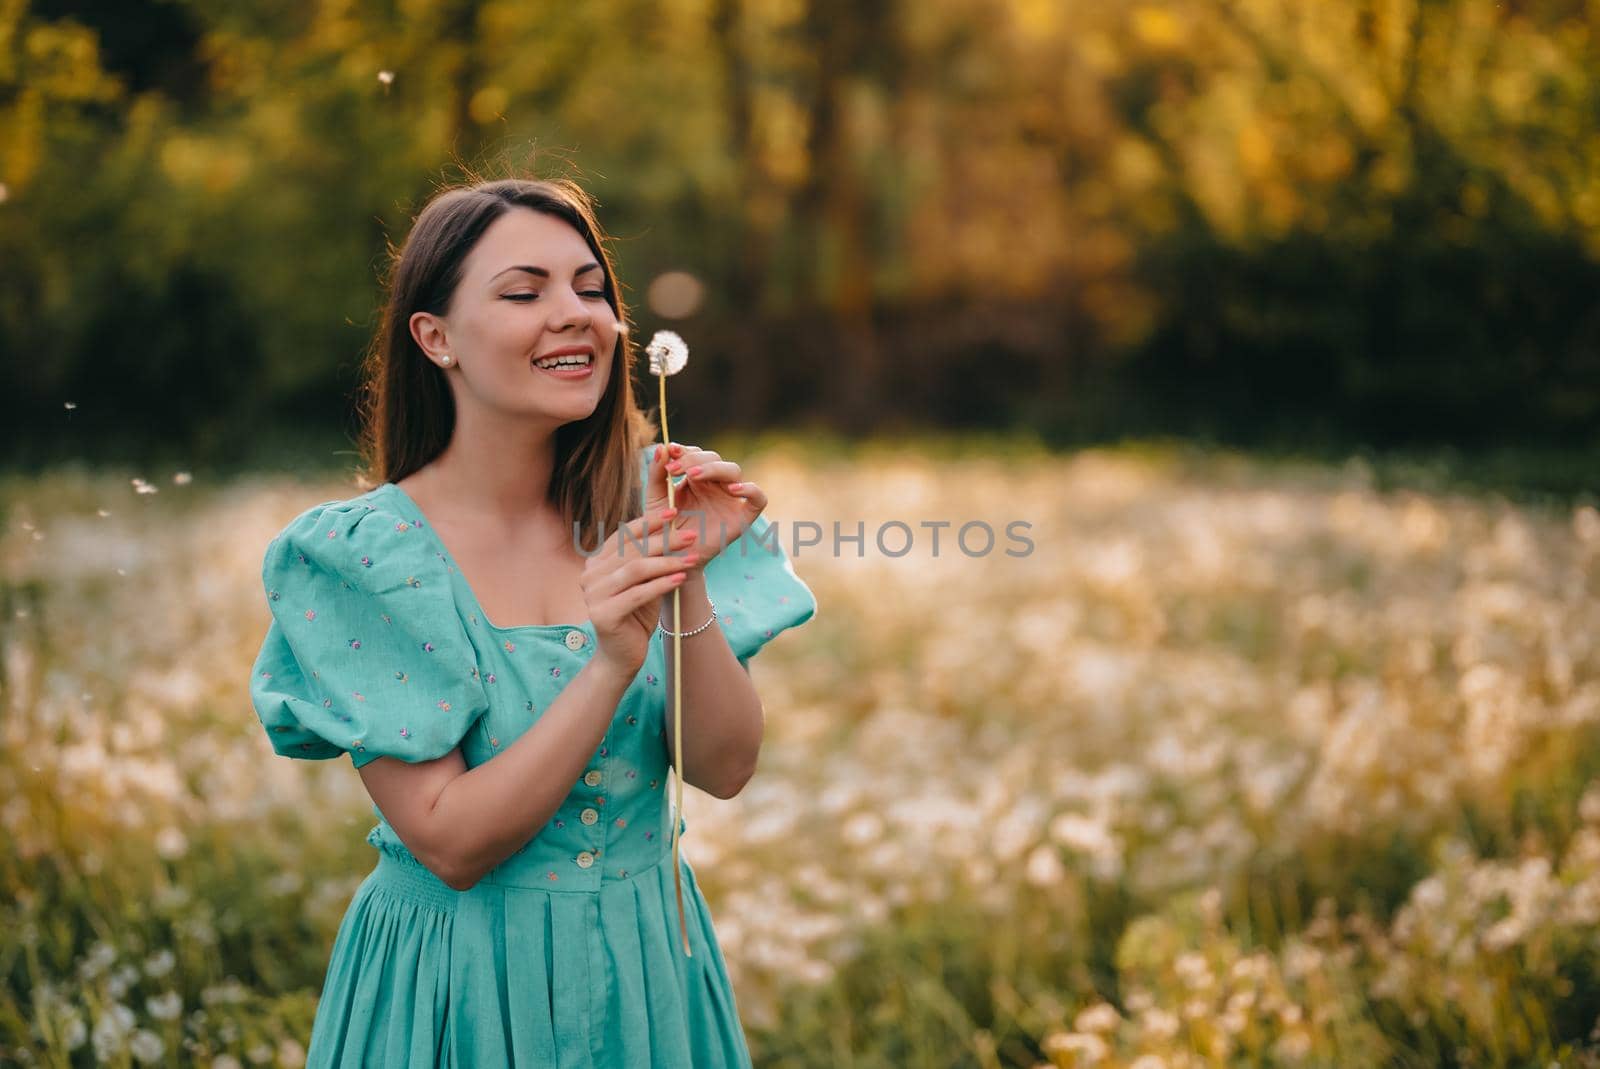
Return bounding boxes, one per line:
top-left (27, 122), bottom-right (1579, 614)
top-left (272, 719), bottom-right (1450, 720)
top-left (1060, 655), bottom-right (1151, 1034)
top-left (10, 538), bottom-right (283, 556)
top-left (355, 176), bottom-right (656, 550)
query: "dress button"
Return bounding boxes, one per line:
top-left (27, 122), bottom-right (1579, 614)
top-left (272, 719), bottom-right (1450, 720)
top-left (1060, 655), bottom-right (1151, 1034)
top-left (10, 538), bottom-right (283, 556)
top-left (565, 629), bottom-right (587, 651)
top-left (580, 808), bottom-right (599, 825)
top-left (576, 851), bottom-right (594, 868)
top-left (584, 769), bottom-right (603, 787)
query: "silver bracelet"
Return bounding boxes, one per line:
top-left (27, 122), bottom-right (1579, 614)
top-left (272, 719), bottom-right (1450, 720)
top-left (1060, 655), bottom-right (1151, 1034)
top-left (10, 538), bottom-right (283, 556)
top-left (657, 597), bottom-right (717, 638)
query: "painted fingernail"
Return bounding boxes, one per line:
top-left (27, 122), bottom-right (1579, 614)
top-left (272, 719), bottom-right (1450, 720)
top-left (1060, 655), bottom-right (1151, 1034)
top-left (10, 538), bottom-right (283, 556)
top-left (660, 507), bottom-right (677, 518)
top-left (688, 465), bottom-right (702, 476)
top-left (671, 443), bottom-right (683, 455)
top-left (728, 482), bottom-right (743, 491)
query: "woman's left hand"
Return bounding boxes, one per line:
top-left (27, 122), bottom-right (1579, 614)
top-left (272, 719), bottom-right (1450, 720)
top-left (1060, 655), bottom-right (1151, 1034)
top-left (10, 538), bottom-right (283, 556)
top-left (642, 442), bottom-right (768, 568)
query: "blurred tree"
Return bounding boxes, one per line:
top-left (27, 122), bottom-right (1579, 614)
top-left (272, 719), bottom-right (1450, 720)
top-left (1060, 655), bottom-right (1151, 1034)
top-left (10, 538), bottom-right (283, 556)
top-left (2, 0), bottom-right (1597, 463)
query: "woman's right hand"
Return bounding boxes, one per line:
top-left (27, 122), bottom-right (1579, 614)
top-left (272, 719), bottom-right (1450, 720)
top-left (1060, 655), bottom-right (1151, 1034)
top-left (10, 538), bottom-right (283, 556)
top-left (583, 505), bottom-right (701, 678)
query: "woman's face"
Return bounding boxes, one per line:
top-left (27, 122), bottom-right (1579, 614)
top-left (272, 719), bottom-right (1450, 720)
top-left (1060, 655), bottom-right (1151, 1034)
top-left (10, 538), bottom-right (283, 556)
top-left (423, 207), bottom-right (620, 426)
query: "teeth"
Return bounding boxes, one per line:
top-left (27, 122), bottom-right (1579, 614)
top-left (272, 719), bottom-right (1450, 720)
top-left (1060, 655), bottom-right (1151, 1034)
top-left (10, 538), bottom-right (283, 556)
top-left (535, 354), bottom-right (592, 369)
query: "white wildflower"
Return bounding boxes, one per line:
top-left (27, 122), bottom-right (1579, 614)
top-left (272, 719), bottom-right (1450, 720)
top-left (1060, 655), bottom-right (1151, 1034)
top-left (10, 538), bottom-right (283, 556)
top-left (146, 991), bottom-right (182, 1021)
top-left (129, 1029), bottom-right (164, 1063)
top-left (1073, 1000), bottom-right (1122, 1033)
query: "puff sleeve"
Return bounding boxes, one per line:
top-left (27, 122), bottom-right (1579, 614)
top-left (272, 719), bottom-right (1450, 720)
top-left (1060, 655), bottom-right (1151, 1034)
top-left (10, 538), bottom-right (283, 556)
top-left (247, 496), bottom-right (490, 768)
top-left (700, 511), bottom-right (818, 666)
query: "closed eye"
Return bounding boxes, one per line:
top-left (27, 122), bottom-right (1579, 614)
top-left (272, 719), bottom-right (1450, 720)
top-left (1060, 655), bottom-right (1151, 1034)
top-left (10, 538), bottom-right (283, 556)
top-left (505, 292), bottom-right (606, 302)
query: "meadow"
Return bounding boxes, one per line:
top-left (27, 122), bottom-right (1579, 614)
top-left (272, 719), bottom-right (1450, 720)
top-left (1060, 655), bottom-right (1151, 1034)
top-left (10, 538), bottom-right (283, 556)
top-left (3, 437), bottom-right (1599, 1067)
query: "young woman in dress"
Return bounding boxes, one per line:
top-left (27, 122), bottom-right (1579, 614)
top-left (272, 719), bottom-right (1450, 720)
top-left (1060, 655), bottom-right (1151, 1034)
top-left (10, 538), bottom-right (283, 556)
top-left (249, 176), bottom-right (816, 1067)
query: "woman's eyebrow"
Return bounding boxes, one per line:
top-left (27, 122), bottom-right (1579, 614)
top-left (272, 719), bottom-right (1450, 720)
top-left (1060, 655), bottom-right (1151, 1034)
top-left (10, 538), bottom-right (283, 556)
top-left (492, 262), bottom-right (602, 281)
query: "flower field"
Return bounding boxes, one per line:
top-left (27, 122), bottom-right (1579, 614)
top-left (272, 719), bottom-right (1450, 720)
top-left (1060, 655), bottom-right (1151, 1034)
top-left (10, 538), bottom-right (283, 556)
top-left (3, 438), bottom-right (1599, 1067)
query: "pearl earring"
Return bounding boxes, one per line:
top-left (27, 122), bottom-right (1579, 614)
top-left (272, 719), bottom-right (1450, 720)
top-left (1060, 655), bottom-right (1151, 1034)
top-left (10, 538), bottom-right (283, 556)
top-left (440, 354), bottom-right (453, 366)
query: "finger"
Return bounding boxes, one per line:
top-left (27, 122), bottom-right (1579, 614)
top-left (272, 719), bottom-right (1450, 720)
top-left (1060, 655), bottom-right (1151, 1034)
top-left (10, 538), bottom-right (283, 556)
top-left (678, 458), bottom-right (740, 485)
top-left (590, 537), bottom-right (700, 597)
top-left (645, 441), bottom-right (680, 506)
top-left (610, 505), bottom-right (674, 550)
top-left (613, 565), bottom-right (694, 617)
top-left (592, 551), bottom-right (697, 606)
top-left (589, 507), bottom-right (678, 576)
top-left (666, 446), bottom-right (719, 471)
top-left (726, 479), bottom-right (767, 513)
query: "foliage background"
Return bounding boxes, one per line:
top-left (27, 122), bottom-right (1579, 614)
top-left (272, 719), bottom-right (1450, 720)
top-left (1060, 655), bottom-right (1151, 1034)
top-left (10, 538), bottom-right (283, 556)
top-left (5, 0), bottom-right (1599, 473)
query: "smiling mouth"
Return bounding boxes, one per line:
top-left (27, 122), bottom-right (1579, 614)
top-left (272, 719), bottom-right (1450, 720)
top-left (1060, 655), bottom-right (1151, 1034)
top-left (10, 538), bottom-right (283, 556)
top-left (532, 352), bottom-right (594, 370)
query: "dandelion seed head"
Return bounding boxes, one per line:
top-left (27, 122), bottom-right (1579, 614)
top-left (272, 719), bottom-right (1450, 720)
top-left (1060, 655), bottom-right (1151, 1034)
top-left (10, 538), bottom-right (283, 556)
top-left (646, 330), bottom-right (688, 376)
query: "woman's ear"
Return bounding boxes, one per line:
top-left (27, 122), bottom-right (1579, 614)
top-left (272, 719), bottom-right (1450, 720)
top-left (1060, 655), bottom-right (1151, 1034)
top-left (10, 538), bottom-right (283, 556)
top-left (409, 311), bottom-right (450, 362)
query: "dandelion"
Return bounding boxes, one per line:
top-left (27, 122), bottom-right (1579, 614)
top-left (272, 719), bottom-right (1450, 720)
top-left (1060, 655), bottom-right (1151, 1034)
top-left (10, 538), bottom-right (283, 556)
top-left (155, 826), bottom-right (188, 860)
top-left (146, 991), bottom-right (182, 1020)
top-left (647, 327), bottom-right (693, 958)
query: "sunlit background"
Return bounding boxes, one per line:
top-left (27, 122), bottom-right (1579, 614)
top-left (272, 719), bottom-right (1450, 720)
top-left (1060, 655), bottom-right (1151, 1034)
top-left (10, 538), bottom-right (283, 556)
top-left (3, 0), bottom-right (1599, 1066)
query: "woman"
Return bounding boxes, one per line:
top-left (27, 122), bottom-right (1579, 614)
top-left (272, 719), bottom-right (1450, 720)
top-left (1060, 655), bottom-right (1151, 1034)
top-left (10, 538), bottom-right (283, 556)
top-left (248, 176), bottom-right (817, 1067)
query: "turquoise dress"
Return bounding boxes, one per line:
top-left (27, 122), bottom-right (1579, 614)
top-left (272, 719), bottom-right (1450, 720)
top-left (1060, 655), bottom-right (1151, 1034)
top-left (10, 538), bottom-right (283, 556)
top-left (247, 446), bottom-right (817, 1068)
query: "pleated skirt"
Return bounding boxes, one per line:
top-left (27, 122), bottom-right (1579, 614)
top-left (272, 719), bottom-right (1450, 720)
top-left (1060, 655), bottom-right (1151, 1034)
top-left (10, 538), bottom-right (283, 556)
top-left (302, 848), bottom-right (754, 1068)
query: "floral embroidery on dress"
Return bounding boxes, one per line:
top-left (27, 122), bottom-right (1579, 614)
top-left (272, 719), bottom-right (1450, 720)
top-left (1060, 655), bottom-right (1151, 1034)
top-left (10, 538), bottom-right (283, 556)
top-left (268, 590), bottom-right (280, 601)
top-left (305, 609), bottom-right (317, 621)
top-left (327, 529), bottom-right (338, 539)
top-left (395, 671), bottom-right (409, 683)
top-left (395, 521), bottom-right (410, 532)
top-left (399, 727), bottom-right (410, 738)
top-left (437, 700), bottom-right (451, 712)
top-left (348, 639), bottom-right (362, 649)
top-left (550, 666), bottom-right (562, 678)
top-left (422, 642), bottom-right (435, 652)
top-left (504, 640), bottom-right (517, 653)
top-left (406, 576), bottom-right (422, 588)
top-left (360, 556), bottom-right (373, 567)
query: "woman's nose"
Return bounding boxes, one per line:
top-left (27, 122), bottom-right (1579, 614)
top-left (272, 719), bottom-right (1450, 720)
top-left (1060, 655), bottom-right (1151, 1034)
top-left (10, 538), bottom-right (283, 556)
top-left (549, 288), bottom-right (592, 330)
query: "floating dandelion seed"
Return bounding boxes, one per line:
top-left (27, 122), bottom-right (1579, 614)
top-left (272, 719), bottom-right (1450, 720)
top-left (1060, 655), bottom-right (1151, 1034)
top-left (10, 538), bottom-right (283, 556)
top-left (172, 471), bottom-right (192, 485)
top-left (377, 70), bottom-right (395, 86)
top-left (97, 509), bottom-right (110, 518)
top-left (64, 401), bottom-right (77, 410)
top-left (130, 478), bottom-right (158, 495)
top-left (647, 327), bottom-right (694, 958)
